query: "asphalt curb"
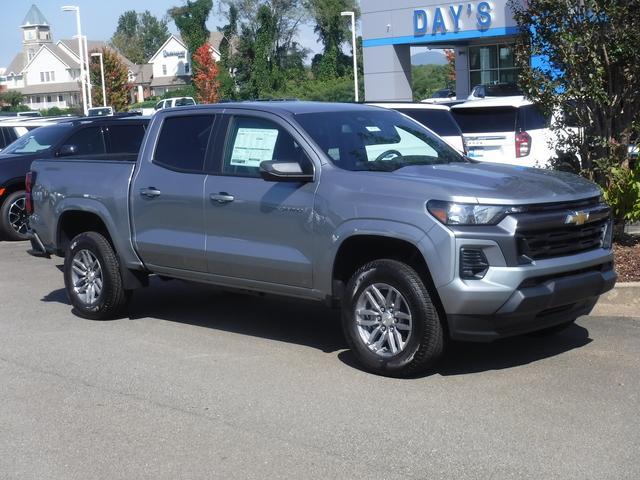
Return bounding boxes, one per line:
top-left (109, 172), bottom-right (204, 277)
top-left (590, 282), bottom-right (640, 318)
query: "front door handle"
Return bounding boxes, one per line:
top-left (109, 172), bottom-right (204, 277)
top-left (210, 192), bottom-right (235, 204)
top-left (140, 188), bottom-right (162, 198)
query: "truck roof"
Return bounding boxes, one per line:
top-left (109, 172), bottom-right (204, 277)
top-left (177, 101), bottom-right (379, 116)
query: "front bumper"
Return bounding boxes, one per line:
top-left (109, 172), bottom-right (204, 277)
top-left (447, 262), bottom-right (616, 341)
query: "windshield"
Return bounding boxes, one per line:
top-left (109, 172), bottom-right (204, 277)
top-left (296, 110), bottom-right (466, 172)
top-left (2, 124), bottom-right (71, 155)
top-left (175, 97), bottom-right (195, 106)
top-left (395, 108), bottom-right (462, 137)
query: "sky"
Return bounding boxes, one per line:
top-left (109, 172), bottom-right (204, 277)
top-left (0, 0), bottom-right (322, 68)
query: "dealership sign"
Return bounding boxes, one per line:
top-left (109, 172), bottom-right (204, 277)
top-left (414, 1), bottom-right (493, 35)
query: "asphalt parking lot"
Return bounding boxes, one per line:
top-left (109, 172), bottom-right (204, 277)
top-left (0, 240), bottom-right (638, 480)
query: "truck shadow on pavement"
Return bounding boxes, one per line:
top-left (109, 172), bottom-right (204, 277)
top-left (42, 276), bottom-right (593, 377)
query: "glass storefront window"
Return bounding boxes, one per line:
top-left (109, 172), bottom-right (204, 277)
top-left (469, 45), bottom-right (497, 70)
top-left (499, 44), bottom-right (515, 68)
top-left (469, 43), bottom-right (520, 90)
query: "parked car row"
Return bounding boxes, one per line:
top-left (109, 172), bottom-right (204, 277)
top-left (16, 101), bottom-right (615, 377)
top-left (0, 115), bottom-right (148, 240)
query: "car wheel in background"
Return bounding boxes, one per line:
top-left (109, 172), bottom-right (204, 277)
top-left (0, 190), bottom-right (29, 241)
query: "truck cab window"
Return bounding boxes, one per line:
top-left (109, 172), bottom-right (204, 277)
top-left (106, 124), bottom-right (146, 159)
top-left (64, 127), bottom-right (106, 156)
top-left (154, 115), bottom-right (215, 173)
top-left (223, 117), bottom-right (311, 178)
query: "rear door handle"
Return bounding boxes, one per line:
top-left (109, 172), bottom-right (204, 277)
top-left (210, 192), bottom-right (235, 204)
top-left (140, 188), bottom-right (162, 198)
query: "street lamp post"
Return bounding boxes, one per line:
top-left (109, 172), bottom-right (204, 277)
top-left (341, 11), bottom-right (359, 103)
top-left (61, 6), bottom-right (88, 115)
top-left (91, 52), bottom-right (106, 107)
top-left (83, 35), bottom-right (92, 109)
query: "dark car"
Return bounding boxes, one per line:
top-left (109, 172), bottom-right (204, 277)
top-left (0, 116), bottom-right (148, 240)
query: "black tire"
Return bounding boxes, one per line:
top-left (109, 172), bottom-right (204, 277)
top-left (63, 231), bottom-right (129, 320)
top-left (0, 190), bottom-right (29, 241)
top-left (342, 259), bottom-right (444, 377)
top-left (527, 319), bottom-right (576, 337)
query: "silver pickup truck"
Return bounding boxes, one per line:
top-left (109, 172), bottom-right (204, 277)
top-left (28, 102), bottom-right (616, 377)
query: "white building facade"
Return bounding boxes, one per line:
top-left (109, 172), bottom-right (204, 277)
top-left (1, 5), bottom-right (224, 110)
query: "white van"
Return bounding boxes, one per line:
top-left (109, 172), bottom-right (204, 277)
top-left (368, 102), bottom-right (466, 153)
top-left (451, 96), bottom-right (554, 167)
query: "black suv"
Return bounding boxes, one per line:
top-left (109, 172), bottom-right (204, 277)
top-left (0, 116), bottom-right (148, 240)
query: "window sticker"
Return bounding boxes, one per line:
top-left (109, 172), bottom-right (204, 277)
top-left (366, 126), bottom-right (381, 132)
top-left (230, 127), bottom-right (279, 167)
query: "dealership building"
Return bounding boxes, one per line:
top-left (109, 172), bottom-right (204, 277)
top-left (361, 0), bottom-right (526, 101)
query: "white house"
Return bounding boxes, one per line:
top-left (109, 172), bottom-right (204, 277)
top-left (0, 4), bottom-right (225, 110)
top-left (142, 33), bottom-right (222, 97)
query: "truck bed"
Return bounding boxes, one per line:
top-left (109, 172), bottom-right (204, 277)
top-left (29, 158), bottom-right (143, 269)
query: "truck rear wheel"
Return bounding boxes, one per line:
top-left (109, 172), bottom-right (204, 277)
top-left (342, 259), bottom-right (444, 377)
top-left (64, 232), bottom-right (129, 320)
top-left (0, 190), bottom-right (29, 241)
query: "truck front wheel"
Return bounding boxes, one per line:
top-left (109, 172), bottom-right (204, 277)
top-left (342, 259), bottom-right (444, 377)
top-left (64, 232), bottom-right (129, 320)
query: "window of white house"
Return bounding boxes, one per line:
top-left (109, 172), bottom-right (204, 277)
top-left (28, 49), bottom-right (35, 61)
top-left (162, 64), bottom-right (167, 75)
top-left (40, 71), bottom-right (55, 83)
top-left (36, 96), bottom-right (41, 103)
top-left (46, 95), bottom-right (52, 103)
top-left (24, 30), bottom-right (36, 41)
top-left (185, 63), bottom-right (190, 74)
top-left (58, 95), bottom-right (63, 102)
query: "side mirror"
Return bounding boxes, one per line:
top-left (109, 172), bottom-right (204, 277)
top-left (259, 160), bottom-right (313, 183)
top-left (57, 144), bottom-right (78, 157)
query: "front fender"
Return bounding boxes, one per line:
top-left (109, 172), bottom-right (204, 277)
top-left (315, 219), bottom-right (432, 295)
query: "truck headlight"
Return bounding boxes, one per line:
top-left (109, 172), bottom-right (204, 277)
top-left (427, 200), bottom-right (521, 226)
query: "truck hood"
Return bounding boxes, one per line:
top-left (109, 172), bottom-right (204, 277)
top-left (390, 162), bottom-right (601, 205)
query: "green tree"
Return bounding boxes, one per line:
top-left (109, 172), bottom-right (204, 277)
top-left (111, 10), bottom-right (170, 64)
top-left (510, 0), bottom-right (640, 228)
top-left (168, 0), bottom-right (213, 66)
top-left (89, 47), bottom-right (131, 111)
top-left (0, 90), bottom-right (24, 108)
top-left (218, 3), bottom-right (239, 99)
top-left (305, 0), bottom-right (358, 80)
top-left (411, 64), bottom-right (449, 101)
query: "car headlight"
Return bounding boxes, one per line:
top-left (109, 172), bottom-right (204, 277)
top-left (427, 200), bottom-right (521, 225)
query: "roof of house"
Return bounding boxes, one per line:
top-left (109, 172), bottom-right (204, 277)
top-left (22, 4), bottom-right (49, 27)
top-left (132, 64), bottom-right (154, 85)
top-left (19, 81), bottom-right (80, 95)
top-left (150, 75), bottom-right (191, 88)
top-left (6, 53), bottom-right (26, 75)
top-left (58, 39), bottom-right (135, 68)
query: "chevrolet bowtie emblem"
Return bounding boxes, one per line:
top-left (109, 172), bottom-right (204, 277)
top-left (565, 210), bottom-right (590, 226)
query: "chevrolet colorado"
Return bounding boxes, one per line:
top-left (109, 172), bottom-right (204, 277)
top-left (27, 102), bottom-right (616, 376)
